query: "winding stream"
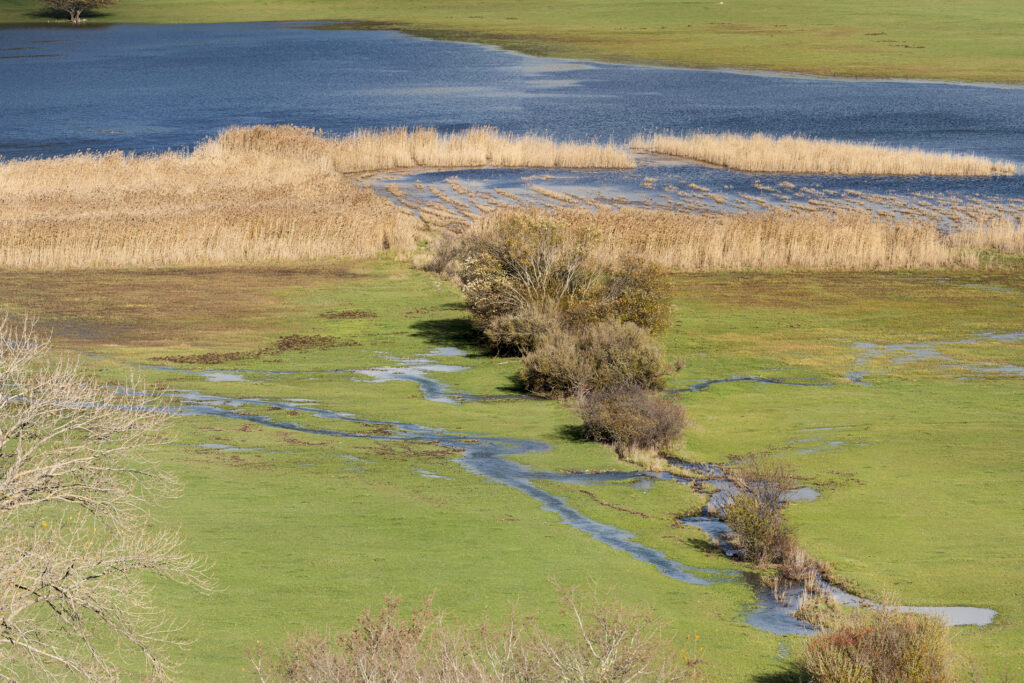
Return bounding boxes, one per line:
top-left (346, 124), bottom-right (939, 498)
top-left (152, 346), bottom-right (996, 634)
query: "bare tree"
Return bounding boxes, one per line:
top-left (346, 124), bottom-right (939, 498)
top-left (38, 0), bottom-right (116, 24)
top-left (0, 316), bottom-right (212, 681)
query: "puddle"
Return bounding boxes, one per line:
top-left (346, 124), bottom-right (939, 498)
top-left (200, 371), bottom-right (247, 382)
top-left (852, 330), bottom-right (1024, 380)
top-left (416, 468), bottom-right (451, 480)
top-left (196, 442), bottom-right (259, 452)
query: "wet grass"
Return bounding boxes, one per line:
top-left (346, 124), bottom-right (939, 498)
top-left (2, 1), bottom-right (1023, 83)
top-left (3, 261), bottom-right (1022, 679)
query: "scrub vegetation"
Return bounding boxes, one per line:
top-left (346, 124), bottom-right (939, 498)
top-left (803, 605), bottom-right (956, 683)
top-left (436, 214), bottom-right (684, 464)
top-left (631, 132), bottom-right (1017, 176)
top-left (254, 588), bottom-right (695, 682)
top-left (2, 0), bottom-right (1022, 84)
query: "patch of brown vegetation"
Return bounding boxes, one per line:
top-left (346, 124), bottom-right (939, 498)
top-left (318, 309), bottom-right (378, 319)
top-left (0, 264), bottom-right (361, 348)
top-left (158, 334), bottom-right (355, 365)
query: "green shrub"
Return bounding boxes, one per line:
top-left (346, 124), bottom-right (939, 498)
top-left (803, 606), bottom-right (956, 683)
top-left (520, 321), bottom-right (666, 397)
top-left (721, 491), bottom-right (794, 565)
top-left (579, 386), bottom-right (686, 451)
top-left (721, 454), bottom-right (798, 565)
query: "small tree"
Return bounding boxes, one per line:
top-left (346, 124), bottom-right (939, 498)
top-left (38, 0), bottom-right (115, 23)
top-left (0, 317), bottom-right (212, 681)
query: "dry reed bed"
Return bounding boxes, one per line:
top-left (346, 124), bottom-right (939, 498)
top-left (630, 132), bottom-right (1017, 176)
top-left (217, 124), bottom-right (636, 172)
top-left (0, 125), bottom-right (632, 270)
top-left (466, 207), bottom-right (1024, 271)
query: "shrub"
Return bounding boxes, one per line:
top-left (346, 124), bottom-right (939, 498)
top-left (481, 299), bottom-right (563, 354)
top-left (255, 588), bottom-right (697, 682)
top-left (602, 258), bottom-right (674, 334)
top-left (579, 385), bottom-right (686, 452)
top-left (520, 321), bottom-right (666, 397)
top-left (449, 214), bottom-right (674, 353)
top-left (803, 605), bottom-right (956, 683)
top-left (721, 454), bottom-right (798, 565)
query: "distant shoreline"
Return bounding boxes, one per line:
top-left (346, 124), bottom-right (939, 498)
top-left (1, 0), bottom-right (1021, 85)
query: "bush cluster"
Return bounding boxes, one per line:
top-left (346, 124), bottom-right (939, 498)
top-left (803, 605), bottom-right (956, 683)
top-left (449, 214), bottom-right (673, 353)
top-left (443, 213), bottom-right (684, 459)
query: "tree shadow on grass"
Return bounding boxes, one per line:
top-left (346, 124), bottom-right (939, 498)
top-left (683, 537), bottom-right (724, 556)
top-left (556, 424), bottom-right (587, 443)
top-left (409, 317), bottom-right (484, 355)
top-left (750, 661), bottom-right (810, 683)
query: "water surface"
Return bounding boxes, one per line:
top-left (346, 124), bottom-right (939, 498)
top-left (2, 22), bottom-right (1023, 166)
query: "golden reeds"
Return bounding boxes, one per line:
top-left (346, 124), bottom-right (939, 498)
top-left (215, 125), bottom-right (636, 171)
top-left (630, 132), bottom-right (1017, 176)
top-left (0, 125), bottom-right (633, 270)
top-left (466, 207), bottom-right (1024, 271)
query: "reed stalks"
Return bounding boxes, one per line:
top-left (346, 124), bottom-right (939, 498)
top-left (630, 132), bottom-right (1017, 176)
top-left (215, 124), bottom-right (636, 172)
top-left (0, 126), bottom-right (632, 271)
top-left (466, 207), bottom-right (1023, 271)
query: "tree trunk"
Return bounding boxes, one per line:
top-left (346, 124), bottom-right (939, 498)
top-left (70, 9), bottom-right (82, 23)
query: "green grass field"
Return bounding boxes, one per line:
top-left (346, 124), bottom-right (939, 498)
top-left (4, 260), bottom-right (1022, 680)
top-left (2, 0), bottom-right (1023, 83)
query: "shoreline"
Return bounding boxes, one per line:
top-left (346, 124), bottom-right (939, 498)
top-left (1, 18), bottom-right (1022, 87)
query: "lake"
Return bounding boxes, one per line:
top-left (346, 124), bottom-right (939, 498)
top-left (2, 21), bottom-right (1023, 166)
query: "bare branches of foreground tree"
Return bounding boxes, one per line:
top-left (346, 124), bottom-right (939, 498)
top-left (252, 584), bottom-right (704, 682)
top-left (0, 316), bottom-right (212, 681)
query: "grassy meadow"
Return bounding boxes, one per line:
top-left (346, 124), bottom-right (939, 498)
top-left (2, 259), bottom-right (1022, 680)
top-left (1, 0), bottom-right (1023, 84)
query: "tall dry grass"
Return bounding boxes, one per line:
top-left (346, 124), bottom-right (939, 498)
top-left (216, 124), bottom-right (636, 172)
top-left (0, 126), bottom-right (632, 270)
top-left (630, 132), bottom-right (1017, 176)
top-left (463, 207), bottom-right (1023, 271)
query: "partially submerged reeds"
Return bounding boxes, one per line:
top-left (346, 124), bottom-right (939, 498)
top-left (630, 132), bottom-right (1017, 176)
top-left (0, 126), bottom-right (632, 270)
top-left (465, 207), bottom-right (1023, 271)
